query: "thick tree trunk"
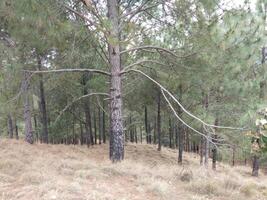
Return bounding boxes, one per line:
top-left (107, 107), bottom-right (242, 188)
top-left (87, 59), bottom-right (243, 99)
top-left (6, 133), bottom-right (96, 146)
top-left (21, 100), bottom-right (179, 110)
top-left (37, 57), bottom-right (49, 144)
top-left (108, 0), bottom-right (124, 162)
top-left (252, 155), bottom-right (260, 176)
top-left (23, 72), bottom-right (34, 144)
top-left (7, 114), bottom-right (13, 139)
top-left (157, 91), bottom-right (161, 151)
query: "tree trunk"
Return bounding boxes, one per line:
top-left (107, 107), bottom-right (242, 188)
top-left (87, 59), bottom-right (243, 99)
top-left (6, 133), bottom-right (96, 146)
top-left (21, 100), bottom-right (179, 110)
top-left (23, 72), bottom-right (34, 144)
top-left (108, 0), bottom-right (124, 162)
top-left (169, 118), bottom-right (172, 148)
top-left (33, 114), bottom-right (38, 142)
top-left (7, 114), bottom-right (13, 139)
top-left (203, 92), bottom-right (209, 168)
top-left (99, 106), bottom-right (102, 144)
top-left (37, 57), bottom-right (49, 144)
top-left (80, 121), bottom-right (84, 145)
top-left (212, 134), bottom-right (217, 170)
top-left (145, 106), bottom-right (148, 144)
top-left (232, 146), bottom-right (235, 166)
top-left (178, 124), bottom-right (184, 164)
top-left (102, 100), bottom-right (106, 143)
top-left (252, 155), bottom-right (259, 177)
top-left (82, 74), bottom-right (93, 146)
top-left (94, 108), bottom-right (97, 144)
top-left (200, 136), bottom-right (204, 165)
top-left (157, 91), bottom-right (161, 151)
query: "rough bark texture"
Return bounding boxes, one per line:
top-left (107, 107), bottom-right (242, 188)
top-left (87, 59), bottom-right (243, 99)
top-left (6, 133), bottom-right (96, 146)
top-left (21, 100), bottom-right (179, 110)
top-left (212, 134), bottom-right (217, 170)
top-left (94, 108), bottom-right (97, 144)
top-left (38, 57), bottom-right (49, 144)
top-left (108, 0), bottom-right (124, 162)
top-left (23, 72), bottom-right (34, 144)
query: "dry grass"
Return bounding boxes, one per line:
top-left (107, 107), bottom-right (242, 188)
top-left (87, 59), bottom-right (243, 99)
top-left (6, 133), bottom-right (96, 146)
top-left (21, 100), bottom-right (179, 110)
top-left (0, 139), bottom-right (267, 200)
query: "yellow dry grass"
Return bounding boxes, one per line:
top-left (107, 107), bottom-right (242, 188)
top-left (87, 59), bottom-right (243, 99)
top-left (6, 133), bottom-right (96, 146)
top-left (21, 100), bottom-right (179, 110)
top-left (0, 139), bottom-right (267, 200)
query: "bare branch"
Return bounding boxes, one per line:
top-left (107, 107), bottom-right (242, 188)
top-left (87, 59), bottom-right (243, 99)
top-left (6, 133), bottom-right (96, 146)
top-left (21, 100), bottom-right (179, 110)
top-left (120, 45), bottom-right (196, 59)
top-left (25, 68), bottom-right (111, 76)
top-left (161, 89), bottom-right (216, 145)
top-left (128, 69), bottom-right (248, 131)
top-left (121, 59), bottom-right (168, 74)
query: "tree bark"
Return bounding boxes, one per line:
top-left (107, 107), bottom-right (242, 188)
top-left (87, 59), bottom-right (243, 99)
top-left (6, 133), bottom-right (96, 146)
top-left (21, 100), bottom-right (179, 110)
top-left (157, 91), bottom-right (161, 151)
top-left (37, 56), bottom-right (49, 144)
top-left (203, 92), bottom-right (209, 168)
top-left (200, 136), bottom-right (204, 165)
top-left (23, 72), bottom-right (34, 144)
top-left (212, 134), bottom-right (217, 170)
top-left (80, 121), bottom-right (84, 145)
top-left (108, 0), bottom-right (124, 162)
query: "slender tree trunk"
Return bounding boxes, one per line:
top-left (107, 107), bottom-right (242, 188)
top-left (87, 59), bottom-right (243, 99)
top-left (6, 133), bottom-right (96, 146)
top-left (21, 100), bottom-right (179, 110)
top-left (145, 106), bottom-right (148, 144)
top-left (99, 106), bottom-right (102, 144)
top-left (33, 114), bottom-right (38, 142)
top-left (37, 56), bottom-right (49, 144)
top-left (212, 134), bottom-right (217, 170)
top-left (232, 146), bottom-right (235, 166)
top-left (80, 121), bottom-right (84, 145)
top-left (23, 72), bottom-right (34, 144)
top-left (15, 124), bottom-right (19, 140)
top-left (108, 0), bottom-right (124, 161)
top-left (203, 92), bottom-right (209, 168)
top-left (178, 84), bottom-right (183, 164)
top-left (7, 114), bottom-right (13, 139)
top-left (153, 117), bottom-right (156, 144)
top-left (157, 91), bottom-right (161, 151)
top-left (252, 155), bottom-right (260, 176)
top-left (103, 100), bottom-right (106, 143)
top-left (169, 118), bottom-right (172, 148)
top-left (82, 74), bottom-right (93, 146)
top-left (94, 108), bottom-right (97, 144)
top-left (140, 126), bottom-right (142, 143)
top-left (178, 124), bottom-right (184, 164)
top-left (200, 136), bottom-right (204, 165)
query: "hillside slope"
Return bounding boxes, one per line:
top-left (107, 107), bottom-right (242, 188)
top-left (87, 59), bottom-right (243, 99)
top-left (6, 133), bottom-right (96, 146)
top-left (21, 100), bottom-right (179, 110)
top-left (0, 139), bottom-right (266, 200)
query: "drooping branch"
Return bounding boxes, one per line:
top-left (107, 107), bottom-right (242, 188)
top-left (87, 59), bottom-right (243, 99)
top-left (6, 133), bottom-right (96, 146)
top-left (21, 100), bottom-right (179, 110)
top-left (120, 45), bottom-right (196, 59)
top-left (161, 89), bottom-right (216, 145)
top-left (25, 68), bottom-right (111, 76)
top-left (127, 69), bottom-right (249, 131)
top-left (55, 92), bottom-right (109, 124)
top-left (121, 59), bottom-right (168, 74)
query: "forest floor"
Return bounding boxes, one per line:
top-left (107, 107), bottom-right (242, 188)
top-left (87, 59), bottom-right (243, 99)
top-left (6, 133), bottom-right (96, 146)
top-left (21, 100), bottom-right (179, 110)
top-left (0, 139), bottom-right (267, 200)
